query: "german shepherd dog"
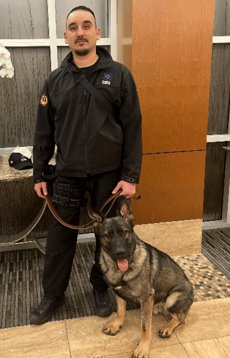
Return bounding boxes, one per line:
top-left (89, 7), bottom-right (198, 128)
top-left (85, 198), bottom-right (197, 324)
top-left (88, 196), bottom-right (194, 358)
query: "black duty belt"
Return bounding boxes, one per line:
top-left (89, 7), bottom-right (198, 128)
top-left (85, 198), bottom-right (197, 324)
top-left (52, 194), bottom-right (87, 208)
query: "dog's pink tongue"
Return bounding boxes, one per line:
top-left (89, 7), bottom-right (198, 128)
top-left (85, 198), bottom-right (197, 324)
top-left (117, 259), bottom-right (128, 272)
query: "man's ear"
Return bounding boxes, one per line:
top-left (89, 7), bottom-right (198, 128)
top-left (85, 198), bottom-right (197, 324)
top-left (64, 31), bottom-right (69, 44)
top-left (96, 27), bottom-right (101, 41)
top-left (116, 195), bottom-right (134, 225)
top-left (87, 205), bottom-right (104, 226)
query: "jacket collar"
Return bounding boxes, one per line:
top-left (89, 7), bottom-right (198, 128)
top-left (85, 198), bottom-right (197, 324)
top-left (60, 47), bottom-right (113, 72)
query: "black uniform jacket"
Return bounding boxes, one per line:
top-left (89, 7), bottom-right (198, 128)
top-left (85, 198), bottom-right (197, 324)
top-left (33, 47), bottom-right (142, 183)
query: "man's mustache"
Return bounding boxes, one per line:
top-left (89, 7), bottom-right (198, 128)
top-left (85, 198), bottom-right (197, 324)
top-left (75, 37), bottom-right (88, 44)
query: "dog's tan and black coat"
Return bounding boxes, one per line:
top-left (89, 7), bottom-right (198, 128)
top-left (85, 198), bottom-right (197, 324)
top-left (88, 196), bottom-right (194, 358)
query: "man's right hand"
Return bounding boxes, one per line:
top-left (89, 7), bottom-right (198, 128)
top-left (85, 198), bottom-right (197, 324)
top-left (34, 182), bottom-right (48, 198)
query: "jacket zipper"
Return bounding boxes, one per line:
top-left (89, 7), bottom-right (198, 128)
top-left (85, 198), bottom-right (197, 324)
top-left (83, 89), bottom-right (90, 173)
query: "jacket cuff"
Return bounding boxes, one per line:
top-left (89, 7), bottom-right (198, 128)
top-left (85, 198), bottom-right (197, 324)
top-left (121, 175), bottom-right (137, 184)
top-left (34, 178), bottom-right (47, 184)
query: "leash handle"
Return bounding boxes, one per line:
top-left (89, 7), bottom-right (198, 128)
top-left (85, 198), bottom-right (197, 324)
top-left (99, 189), bottom-right (122, 215)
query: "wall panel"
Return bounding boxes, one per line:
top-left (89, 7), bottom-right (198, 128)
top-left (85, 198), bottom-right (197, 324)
top-left (213, 0), bottom-right (230, 36)
top-left (203, 143), bottom-right (227, 221)
top-left (203, 0), bottom-right (230, 221)
top-left (132, 0), bottom-right (215, 154)
top-left (132, 151), bottom-right (206, 224)
top-left (207, 44), bottom-right (230, 134)
top-left (117, 0), bottom-right (132, 71)
top-left (132, 0), bottom-right (215, 224)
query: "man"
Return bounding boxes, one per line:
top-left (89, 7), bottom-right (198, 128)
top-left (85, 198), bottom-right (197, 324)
top-left (31, 5), bottom-right (142, 325)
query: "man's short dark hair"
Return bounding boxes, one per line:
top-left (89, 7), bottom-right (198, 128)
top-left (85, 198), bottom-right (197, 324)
top-left (66, 6), bottom-right (97, 25)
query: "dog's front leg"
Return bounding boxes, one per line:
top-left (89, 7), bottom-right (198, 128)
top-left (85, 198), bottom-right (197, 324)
top-left (132, 295), bottom-right (154, 358)
top-left (102, 295), bottom-right (126, 336)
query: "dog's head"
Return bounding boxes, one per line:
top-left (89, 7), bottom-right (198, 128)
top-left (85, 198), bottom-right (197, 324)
top-left (87, 195), bottom-right (136, 272)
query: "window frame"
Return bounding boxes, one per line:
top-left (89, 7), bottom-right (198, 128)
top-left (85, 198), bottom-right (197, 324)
top-left (0, 0), bottom-right (117, 71)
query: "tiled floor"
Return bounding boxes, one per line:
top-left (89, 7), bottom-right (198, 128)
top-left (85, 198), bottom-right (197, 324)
top-left (1, 298), bottom-right (230, 358)
top-left (1, 252), bottom-right (230, 358)
top-left (1, 222), bottom-right (230, 357)
top-left (1, 246), bottom-right (230, 329)
top-left (174, 254), bottom-right (230, 301)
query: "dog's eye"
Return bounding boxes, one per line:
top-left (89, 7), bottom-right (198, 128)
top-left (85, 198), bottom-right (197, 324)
top-left (122, 229), bottom-right (128, 235)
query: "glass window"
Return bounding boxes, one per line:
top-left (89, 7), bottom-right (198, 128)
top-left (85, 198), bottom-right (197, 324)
top-left (0, 48), bottom-right (51, 147)
top-left (55, 0), bottom-right (108, 38)
top-left (0, 0), bottom-right (49, 39)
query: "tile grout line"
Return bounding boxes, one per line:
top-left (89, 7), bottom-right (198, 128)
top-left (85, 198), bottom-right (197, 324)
top-left (182, 341), bottom-right (201, 358)
top-left (174, 329), bottom-right (230, 358)
top-left (64, 321), bottom-right (73, 358)
top-left (173, 329), bottom-right (196, 358)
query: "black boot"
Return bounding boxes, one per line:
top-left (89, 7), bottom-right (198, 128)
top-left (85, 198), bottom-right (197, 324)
top-left (30, 295), bottom-right (64, 325)
top-left (93, 289), bottom-right (113, 317)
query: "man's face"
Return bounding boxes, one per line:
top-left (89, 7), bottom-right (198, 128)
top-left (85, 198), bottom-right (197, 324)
top-left (64, 10), bottom-right (101, 56)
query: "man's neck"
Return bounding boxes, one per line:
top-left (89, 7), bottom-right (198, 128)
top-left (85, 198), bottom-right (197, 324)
top-left (73, 51), bottom-right (98, 68)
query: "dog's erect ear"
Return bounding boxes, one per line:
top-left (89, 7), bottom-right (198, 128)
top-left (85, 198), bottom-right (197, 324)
top-left (87, 205), bottom-right (104, 226)
top-left (116, 195), bottom-right (134, 225)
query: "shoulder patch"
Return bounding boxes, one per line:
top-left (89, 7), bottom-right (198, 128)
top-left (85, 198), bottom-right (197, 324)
top-left (40, 94), bottom-right (49, 107)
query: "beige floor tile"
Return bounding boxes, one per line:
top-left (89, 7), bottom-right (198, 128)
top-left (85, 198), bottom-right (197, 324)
top-left (101, 344), bottom-right (189, 358)
top-left (134, 219), bottom-right (202, 256)
top-left (183, 337), bottom-right (230, 358)
top-left (149, 344), bottom-right (189, 358)
top-left (0, 321), bottom-right (70, 358)
top-left (220, 336), bottom-right (230, 356)
top-left (66, 310), bottom-right (181, 358)
top-left (182, 342), bottom-right (201, 358)
top-left (174, 298), bottom-right (230, 343)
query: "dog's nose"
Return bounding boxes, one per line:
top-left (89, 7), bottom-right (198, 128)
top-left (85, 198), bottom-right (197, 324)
top-left (113, 237), bottom-right (127, 260)
top-left (115, 248), bottom-right (126, 257)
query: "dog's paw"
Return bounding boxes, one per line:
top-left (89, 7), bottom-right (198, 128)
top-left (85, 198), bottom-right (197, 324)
top-left (159, 328), bottom-right (171, 339)
top-left (102, 322), bottom-right (122, 336)
top-left (132, 341), bottom-right (150, 358)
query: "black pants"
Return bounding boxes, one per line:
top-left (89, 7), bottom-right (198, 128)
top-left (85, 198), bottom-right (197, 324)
top-left (43, 169), bottom-right (121, 299)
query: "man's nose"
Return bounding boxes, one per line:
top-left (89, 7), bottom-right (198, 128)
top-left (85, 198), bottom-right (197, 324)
top-left (76, 26), bottom-right (84, 37)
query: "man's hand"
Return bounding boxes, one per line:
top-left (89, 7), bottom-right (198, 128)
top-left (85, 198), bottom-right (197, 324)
top-left (112, 180), bottom-right (136, 198)
top-left (34, 182), bottom-right (48, 199)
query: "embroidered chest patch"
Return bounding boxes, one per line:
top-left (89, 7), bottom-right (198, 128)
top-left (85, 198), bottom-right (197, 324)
top-left (102, 72), bottom-right (113, 85)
